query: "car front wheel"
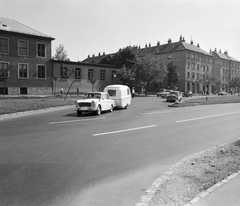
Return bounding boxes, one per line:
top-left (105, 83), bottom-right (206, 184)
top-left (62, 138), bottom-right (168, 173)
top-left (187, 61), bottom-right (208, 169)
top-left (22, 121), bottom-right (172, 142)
top-left (77, 111), bottom-right (82, 116)
top-left (96, 106), bottom-right (101, 115)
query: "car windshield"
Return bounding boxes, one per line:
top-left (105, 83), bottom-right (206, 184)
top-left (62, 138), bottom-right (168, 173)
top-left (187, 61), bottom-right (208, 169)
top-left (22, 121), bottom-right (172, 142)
top-left (169, 91), bottom-right (179, 95)
top-left (84, 93), bottom-right (101, 99)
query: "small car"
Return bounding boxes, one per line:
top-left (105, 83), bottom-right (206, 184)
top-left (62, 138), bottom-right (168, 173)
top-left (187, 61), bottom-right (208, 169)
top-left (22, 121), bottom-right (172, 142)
top-left (75, 92), bottom-right (115, 116)
top-left (183, 90), bottom-right (193, 97)
top-left (157, 89), bottom-right (173, 98)
top-left (218, 91), bottom-right (227, 96)
top-left (166, 91), bottom-right (182, 102)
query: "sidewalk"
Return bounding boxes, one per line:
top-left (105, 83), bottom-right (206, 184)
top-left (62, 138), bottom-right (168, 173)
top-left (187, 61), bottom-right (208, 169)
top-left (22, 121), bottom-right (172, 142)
top-left (189, 171), bottom-right (240, 206)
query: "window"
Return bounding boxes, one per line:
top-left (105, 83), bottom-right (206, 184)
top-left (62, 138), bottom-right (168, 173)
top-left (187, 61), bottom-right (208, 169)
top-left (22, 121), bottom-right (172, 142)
top-left (192, 63), bottom-right (195, 70)
top-left (37, 65), bottom-right (46, 79)
top-left (18, 40), bottom-right (28, 56)
top-left (108, 89), bottom-right (116, 97)
top-left (187, 72), bottom-right (190, 79)
top-left (197, 64), bottom-right (200, 70)
top-left (168, 55), bottom-right (172, 60)
top-left (18, 63), bottom-right (28, 78)
top-left (37, 43), bottom-right (46, 57)
top-left (75, 68), bottom-right (81, 79)
top-left (197, 73), bottom-right (199, 80)
top-left (0, 62), bottom-right (10, 77)
top-left (190, 54), bottom-right (195, 59)
top-left (192, 72), bottom-right (195, 80)
top-left (100, 70), bottom-right (105, 80)
top-left (0, 37), bottom-right (8, 54)
top-left (88, 69), bottom-right (94, 80)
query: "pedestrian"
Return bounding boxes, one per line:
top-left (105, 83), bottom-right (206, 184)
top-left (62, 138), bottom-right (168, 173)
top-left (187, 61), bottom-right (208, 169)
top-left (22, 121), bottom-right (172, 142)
top-left (60, 87), bottom-right (63, 95)
top-left (132, 87), bottom-right (135, 98)
top-left (76, 86), bottom-right (79, 96)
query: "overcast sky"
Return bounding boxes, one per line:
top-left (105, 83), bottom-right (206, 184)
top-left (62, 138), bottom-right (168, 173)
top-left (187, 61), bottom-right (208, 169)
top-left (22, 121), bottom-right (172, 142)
top-left (1, 0), bottom-right (240, 61)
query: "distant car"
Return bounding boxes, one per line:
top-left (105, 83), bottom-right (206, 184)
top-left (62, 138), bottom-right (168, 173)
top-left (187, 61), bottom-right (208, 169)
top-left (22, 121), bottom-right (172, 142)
top-left (157, 89), bottom-right (173, 98)
top-left (218, 91), bottom-right (227, 96)
top-left (166, 91), bottom-right (182, 102)
top-left (75, 92), bottom-right (115, 116)
top-left (183, 90), bottom-right (193, 97)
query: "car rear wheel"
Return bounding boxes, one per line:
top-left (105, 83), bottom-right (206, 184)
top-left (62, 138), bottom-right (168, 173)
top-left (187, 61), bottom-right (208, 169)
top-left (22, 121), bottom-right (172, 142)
top-left (96, 106), bottom-right (101, 115)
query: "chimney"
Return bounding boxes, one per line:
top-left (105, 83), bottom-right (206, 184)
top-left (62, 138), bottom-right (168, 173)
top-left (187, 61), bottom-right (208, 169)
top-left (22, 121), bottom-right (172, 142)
top-left (219, 49), bottom-right (221, 53)
top-left (190, 40), bottom-right (193, 45)
top-left (197, 43), bottom-right (200, 48)
top-left (182, 37), bottom-right (185, 42)
top-left (168, 38), bottom-right (172, 44)
top-left (179, 35), bottom-right (182, 42)
top-left (157, 41), bottom-right (160, 46)
top-left (224, 50), bottom-right (228, 55)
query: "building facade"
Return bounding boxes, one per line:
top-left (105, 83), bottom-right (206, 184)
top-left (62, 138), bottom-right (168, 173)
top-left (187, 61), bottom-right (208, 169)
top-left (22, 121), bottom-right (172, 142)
top-left (0, 17), bottom-right (55, 95)
top-left (52, 60), bottom-right (119, 95)
top-left (0, 17), bottom-right (119, 95)
top-left (211, 49), bottom-right (240, 93)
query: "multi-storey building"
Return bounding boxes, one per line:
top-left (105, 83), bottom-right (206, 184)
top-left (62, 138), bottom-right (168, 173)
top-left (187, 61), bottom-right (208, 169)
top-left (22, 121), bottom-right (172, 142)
top-left (83, 36), bottom-right (214, 94)
top-left (0, 17), bottom-right (119, 95)
top-left (211, 49), bottom-right (240, 92)
top-left (0, 17), bottom-right (55, 95)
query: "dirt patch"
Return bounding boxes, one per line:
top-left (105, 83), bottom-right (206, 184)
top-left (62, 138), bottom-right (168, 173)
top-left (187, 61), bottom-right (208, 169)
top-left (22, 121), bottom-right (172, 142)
top-left (150, 139), bottom-right (240, 206)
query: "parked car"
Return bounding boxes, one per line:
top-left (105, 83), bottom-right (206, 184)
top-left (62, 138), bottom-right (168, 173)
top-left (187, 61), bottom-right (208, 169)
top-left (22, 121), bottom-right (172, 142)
top-left (166, 91), bottom-right (182, 102)
top-left (104, 84), bottom-right (131, 109)
top-left (218, 91), bottom-right (227, 96)
top-left (75, 92), bottom-right (115, 116)
top-left (183, 90), bottom-right (193, 97)
top-left (157, 89), bottom-right (173, 98)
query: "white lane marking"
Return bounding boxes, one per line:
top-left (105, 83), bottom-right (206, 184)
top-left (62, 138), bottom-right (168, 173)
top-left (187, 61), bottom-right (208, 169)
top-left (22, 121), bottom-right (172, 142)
top-left (49, 117), bottom-right (106, 125)
top-left (176, 111), bottom-right (240, 123)
top-left (141, 110), bottom-right (172, 115)
top-left (93, 125), bottom-right (156, 136)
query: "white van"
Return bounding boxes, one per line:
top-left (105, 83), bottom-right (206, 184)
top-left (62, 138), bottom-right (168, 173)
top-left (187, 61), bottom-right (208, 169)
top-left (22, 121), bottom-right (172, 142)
top-left (104, 84), bottom-right (132, 109)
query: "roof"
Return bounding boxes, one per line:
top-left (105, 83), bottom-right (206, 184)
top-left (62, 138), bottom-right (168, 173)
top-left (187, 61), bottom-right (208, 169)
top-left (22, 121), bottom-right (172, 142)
top-left (212, 51), bottom-right (240, 62)
top-left (0, 17), bottom-right (54, 40)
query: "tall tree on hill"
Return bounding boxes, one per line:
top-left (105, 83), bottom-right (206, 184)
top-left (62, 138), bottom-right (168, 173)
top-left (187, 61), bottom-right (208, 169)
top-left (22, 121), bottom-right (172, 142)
top-left (166, 62), bottom-right (180, 88)
top-left (53, 44), bottom-right (70, 61)
top-left (134, 55), bottom-right (167, 95)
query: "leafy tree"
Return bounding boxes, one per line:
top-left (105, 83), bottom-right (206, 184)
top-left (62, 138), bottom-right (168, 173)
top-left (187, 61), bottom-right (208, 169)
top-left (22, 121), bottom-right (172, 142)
top-left (166, 62), bottom-right (180, 87)
top-left (100, 46), bottom-right (137, 68)
top-left (116, 65), bottom-right (136, 86)
top-left (229, 77), bottom-right (240, 94)
top-left (0, 65), bottom-right (12, 96)
top-left (134, 55), bottom-right (167, 95)
top-left (209, 71), bottom-right (221, 93)
top-left (53, 44), bottom-right (70, 61)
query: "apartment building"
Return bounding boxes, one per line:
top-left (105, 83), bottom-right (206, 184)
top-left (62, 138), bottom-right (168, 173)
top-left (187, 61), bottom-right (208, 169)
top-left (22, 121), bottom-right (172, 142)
top-left (0, 17), bottom-right (55, 95)
top-left (211, 49), bottom-right (240, 92)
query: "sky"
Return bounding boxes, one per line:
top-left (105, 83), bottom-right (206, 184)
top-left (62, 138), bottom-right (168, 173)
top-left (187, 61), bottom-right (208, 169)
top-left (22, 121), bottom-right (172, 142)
top-left (1, 0), bottom-right (240, 62)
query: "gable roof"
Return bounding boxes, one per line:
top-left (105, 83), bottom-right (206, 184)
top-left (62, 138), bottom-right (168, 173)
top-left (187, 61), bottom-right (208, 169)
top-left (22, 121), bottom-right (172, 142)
top-left (0, 17), bottom-right (54, 40)
top-left (212, 51), bottom-right (240, 62)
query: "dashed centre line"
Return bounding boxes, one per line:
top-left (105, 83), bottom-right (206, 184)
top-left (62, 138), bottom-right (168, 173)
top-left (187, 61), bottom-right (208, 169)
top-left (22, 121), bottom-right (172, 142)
top-left (93, 125), bottom-right (156, 136)
top-left (141, 110), bottom-right (172, 115)
top-left (176, 111), bottom-right (240, 123)
top-left (49, 117), bottom-right (106, 124)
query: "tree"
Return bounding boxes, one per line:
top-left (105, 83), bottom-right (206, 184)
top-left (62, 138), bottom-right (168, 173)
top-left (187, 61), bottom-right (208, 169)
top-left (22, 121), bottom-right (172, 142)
top-left (0, 65), bottom-right (12, 96)
top-left (166, 62), bottom-right (180, 88)
top-left (134, 55), bottom-right (167, 95)
top-left (209, 71), bottom-right (221, 94)
top-left (229, 77), bottom-right (240, 95)
top-left (116, 64), bottom-right (136, 86)
top-left (100, 46), bottom-right (137, 68)
top-left (53, 44), bottom-right (70, 61)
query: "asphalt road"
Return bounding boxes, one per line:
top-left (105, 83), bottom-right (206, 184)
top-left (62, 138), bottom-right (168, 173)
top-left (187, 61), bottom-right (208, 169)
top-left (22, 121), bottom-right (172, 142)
top-left (0, 97), bottom-right (240, 206)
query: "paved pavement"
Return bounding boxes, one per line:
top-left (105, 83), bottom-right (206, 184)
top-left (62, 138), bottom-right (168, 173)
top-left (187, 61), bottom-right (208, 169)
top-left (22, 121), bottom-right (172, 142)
top-left (188, 171), bottom-right (240, 206)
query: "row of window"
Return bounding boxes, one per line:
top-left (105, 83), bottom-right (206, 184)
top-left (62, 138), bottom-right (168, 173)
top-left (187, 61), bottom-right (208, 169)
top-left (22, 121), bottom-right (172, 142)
top-left (186, 62), bottom-right (210, 72)
top-left (60, 67), bottom-right (117, 81)
top-left (186, 53), bottom-right (212, 63)
top-left (0, 62), bottom-right (46, 79)
top-left (0, 37), bottom-right (46, 57)
top-left (186, 72), bottom-right (210, 80)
